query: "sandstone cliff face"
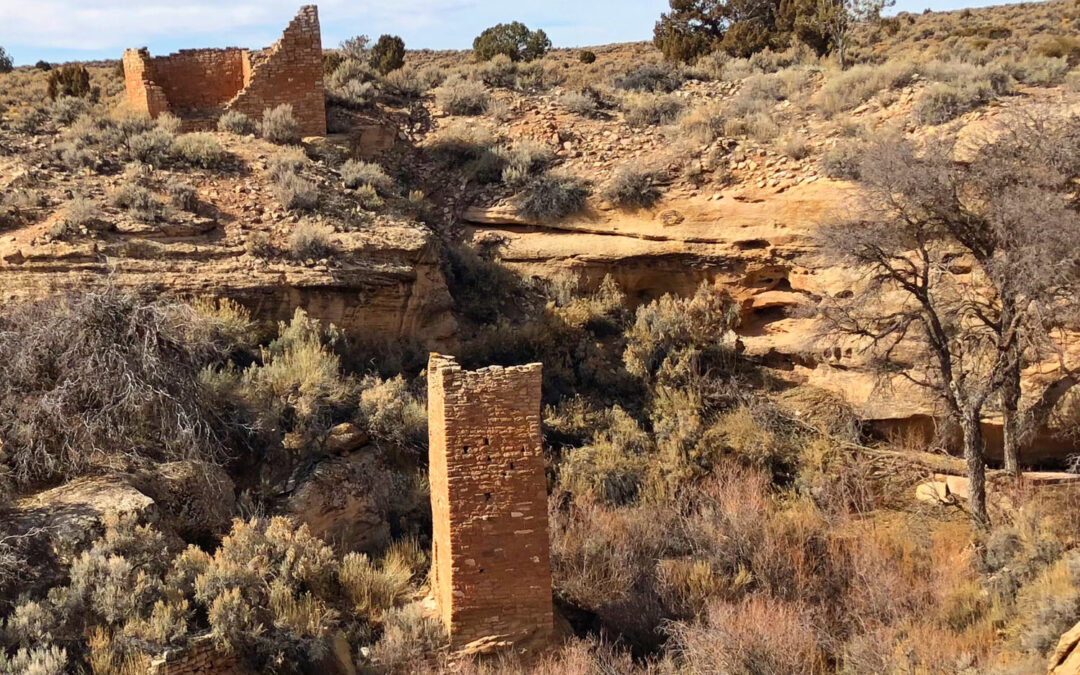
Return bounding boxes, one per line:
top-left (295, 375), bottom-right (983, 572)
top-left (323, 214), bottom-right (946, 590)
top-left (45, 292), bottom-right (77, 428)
top-left (464, 174), bottom-right (1080, 463)
top-left (0, 131), bottom-right (457, 349)
top-left (0, 229), bottom-right (455, 345)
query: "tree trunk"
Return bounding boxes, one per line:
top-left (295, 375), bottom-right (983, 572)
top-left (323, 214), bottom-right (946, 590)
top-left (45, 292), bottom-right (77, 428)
top-left (1001, 360), bottom-right (1022, 478)
top-left (960, 408), bottom-right (990, 530)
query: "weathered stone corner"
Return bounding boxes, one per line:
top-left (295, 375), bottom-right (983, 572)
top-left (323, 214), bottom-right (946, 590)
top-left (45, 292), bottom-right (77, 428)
top-left (427, 353), bottom-right (554, 652)
top-left (122, 5), bottom-right (326, 136)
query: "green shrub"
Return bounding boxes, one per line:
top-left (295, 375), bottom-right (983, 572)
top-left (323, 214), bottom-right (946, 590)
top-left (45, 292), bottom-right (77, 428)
top-left (653, 12), bottom-right (716, 63)
top-left (515, 172), bottom-right (590, 221)
top-left (261, 104), bottom-right (301, 145)
top-left (370, 34), bottom-right (405, 75)
top-left (622, 92), bottom-right (683, 127)
top-left (217, 110), bottom-right (255, 135)
top-left (273, 171), bottom-right (318, 211)
top-left (433, 76), bottom-right (490, 115)
top-left (580, 50), bottom-right (597, 64)
top-left (113, 182), bottom-right (164, 221)
top-left (603, 163), bottom-right (664, 209)
top-left (126, 127), bottom-right (175, 166)
top-left (615, 63), bottom-right (684, 92)
top-left (0, 47), bottom-right (13, 74)
top-left (472, 21), bottom-right (551, 62)
top-left (915, 80), bottom-right (992, 125)
top-left (48, 96), bottom-right (91, 126)
top-left (332, 79), bottom-right (377, 108)
top-left (820, 139), bottom-right (864, 180)
top-left (166, 180), bottom-right (198, 212)
top-left (46, 64), bottom-right (92, 100)
top-left (358, 375), bottom-right (427, 453)
top-left (324, 51), bottom-right (346, 76)
top-left (424, 121), bottom-right (498, 168)
top-left (172, 133), bottom-right (227, 169)
top-left (1006, 55), bottom-right (1070, 86)
top-left (341, 159), bottom-right (395, 194)
top-left (381, 67), bottom-right (428, 98)
top-left (475, 53), bottom-right (518, 88)
top-left (498, 139), bottom-right (554, 187)
top-left (288, 221), bottom-right (336, 260)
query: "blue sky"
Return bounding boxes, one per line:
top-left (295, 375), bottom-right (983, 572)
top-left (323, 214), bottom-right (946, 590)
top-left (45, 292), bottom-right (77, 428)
top-left (0, 0), bottom-right (1023, 65)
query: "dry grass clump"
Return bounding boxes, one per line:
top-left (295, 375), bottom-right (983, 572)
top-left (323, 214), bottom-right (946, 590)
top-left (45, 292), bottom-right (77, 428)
top-left (622, 92), bottom-right (683, 128)
top-left (331, 79), bottom-right (377, 109)
top-left (433, 75), bottom-right (490, 115)
top-left (216, 110), bottom-right (255, 135)
top-left (559, 90), bottom-right (599, 117)
top-left (779, 134), bottom-right (812, 160)
top-left (677, 102), bottom-right (726, 145)
top-left (816, 60), bottom-right (918, 117)
top-left (724, 112), bottom-right (781, 142)
top-left (602, 163), bottom-right (664, 209)
top-left (261, 104), bottom-right (301, 145)
top-left (670, 596), bottom-right (820, 674)
top-left (514, 171), bottom-right (590, 221)
top-left (61, 195), bottom-right (100, 229)
top-left (915, 79), bottom-right (996, 125)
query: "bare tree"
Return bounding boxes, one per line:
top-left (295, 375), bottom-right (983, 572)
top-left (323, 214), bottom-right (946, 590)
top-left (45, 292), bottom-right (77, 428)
top-left (815, 0), bottom-right (893, 69)
top-left (820, 117), bottom-right (1080, 528)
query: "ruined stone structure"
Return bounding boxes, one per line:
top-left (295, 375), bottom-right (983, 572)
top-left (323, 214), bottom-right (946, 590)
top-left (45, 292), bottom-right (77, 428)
top-left (427, 354), bottom-right (554, 651)
top-left (146, 634), bottom-right (243, 674)
top-left (122, 6), bottom-right (325, 136)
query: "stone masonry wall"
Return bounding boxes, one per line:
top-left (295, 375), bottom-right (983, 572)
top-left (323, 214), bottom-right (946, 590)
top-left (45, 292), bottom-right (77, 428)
top-left (148, 48), bottom-right (249, 111)
top-left (122, 5), bottom-right (325, 136)
top-left (146, 634), bottom-right (244, 675)
top-left (226, 5), bottom-right (326, 137)
top-left (427, 354), bottom-right (554, 651)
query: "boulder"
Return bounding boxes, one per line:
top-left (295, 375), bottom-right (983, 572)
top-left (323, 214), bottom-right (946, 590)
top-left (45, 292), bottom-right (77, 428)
top-left (132, 461), bottom-right (235, 542)
top-left (324, 423), bottom-right (370, 454)
top-left (1050, 620), bottom-right (1080, 675)
top-left (287, 451), bottom-right (391, 555)
top-left (13, 475), bottom-right (159, 564)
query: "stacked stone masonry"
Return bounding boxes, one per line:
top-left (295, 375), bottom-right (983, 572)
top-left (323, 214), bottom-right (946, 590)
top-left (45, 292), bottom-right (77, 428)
top-left (122, 5), bottom-right (325, 136)
top-left (427, 354), bottom-right (554, 651)
top-left (146, 635), bottom-right (244, 674)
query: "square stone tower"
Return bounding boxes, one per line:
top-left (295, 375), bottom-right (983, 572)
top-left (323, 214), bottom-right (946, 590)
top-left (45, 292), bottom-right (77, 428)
top-left (427, 354), bottom-right (553, 651)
